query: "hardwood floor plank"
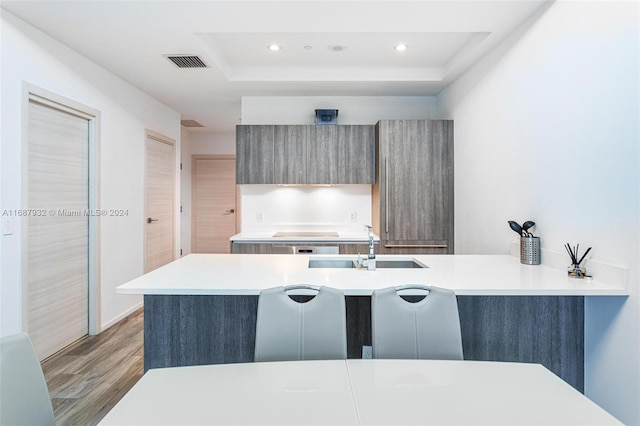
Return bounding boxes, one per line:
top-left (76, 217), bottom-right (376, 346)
top-left (41, 308), bottom-right (143, 425)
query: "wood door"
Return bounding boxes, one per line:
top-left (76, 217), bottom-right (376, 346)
top-left (27, 100), bottom-right (89, 360)
top-left (145, 131), bottom-right (175, 272)
top-left (192, 156), bottom-right (237, 253)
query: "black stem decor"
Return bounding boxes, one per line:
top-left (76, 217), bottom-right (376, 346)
top-left (565, 243), bottom-right (592, 266)
top-left (577, 247), bottom-right (592, 265)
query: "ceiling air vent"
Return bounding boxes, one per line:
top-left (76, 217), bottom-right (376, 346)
top-left (181, 120), bottom-right (204, 128)
top-left (165, 55), bottom-right (208, 68)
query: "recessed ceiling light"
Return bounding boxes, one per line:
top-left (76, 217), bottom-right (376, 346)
top-left (328, 44), bottom-right (347, 52)
top-left (394, 44), bottom-right (408, 52)
top-left (268, 44), bottom-right (281, 52)
top-left (304, 46), bottom-right (312, 50)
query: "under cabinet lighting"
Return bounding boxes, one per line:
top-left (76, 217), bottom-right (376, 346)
top-left (268, 44), bottom-right (281, 51)
top-left (277, 184), bottom-right (336, 187)
top-left (394, 44), bottom-right (408, 52)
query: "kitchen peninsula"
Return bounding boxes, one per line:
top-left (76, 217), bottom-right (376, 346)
top-left (117, 253), bottom-right (626, 391)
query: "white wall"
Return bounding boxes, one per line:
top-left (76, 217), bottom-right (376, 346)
top-left (437, 1), bottom-right (639, 423)
top-left (241, 96), bottom-right (437, 125)
top-left (180, 131), bottom-right (235, 255)
top-left (189, 132), bottom-right (236, 155)
top-left (0, 11), bottom-right (181, 334)
top-left (240, 95), bottom-right (436, 232)
top-left (240, 185), bottom-right (372, 234)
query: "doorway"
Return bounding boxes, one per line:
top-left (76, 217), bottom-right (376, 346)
top-left (191, 155), bottom-right (237, 253)
top-left (23, 85), bottom-right (100, 361)
top-left (144, 130), bottom-right (176, 272)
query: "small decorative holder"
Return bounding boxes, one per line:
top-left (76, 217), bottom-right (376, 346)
top-left (520, 236), bottom-right (541, 265)
top-left (564, 243), bottom-right (592, 279)
top-left (568, 264), bottom-right (587, 278)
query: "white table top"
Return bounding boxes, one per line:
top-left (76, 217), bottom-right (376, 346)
top-left (115, 253), bottom-right (626, 296)
top-left (347, 359), bottom-right (620, 425)
top-left (99, 360), bottom-right (620, 426)
top-left (99, 360), bottom-right (358, 426)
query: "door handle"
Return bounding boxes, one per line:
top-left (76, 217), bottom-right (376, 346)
top-left (147, 217), bottom-right (159, 224)
top-left (384, 244), bottom-right (448, 249)
top-left (385, 157), bottom-right (389, 234)
top-left (224, 209), bottom-right (235, 214)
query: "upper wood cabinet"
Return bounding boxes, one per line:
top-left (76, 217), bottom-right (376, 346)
top-left (274, 125), bottom-right (308, 184)
top-left (236, 125), bottom-right (274, 184)
top-left (308, 125), bottom-right (338, 184)
top-left (373, 120), bottom-right (454, 254)
top-left (236, 124), bottom-right (375, 184)
top-left (337, 125), bottom-right (376, 184)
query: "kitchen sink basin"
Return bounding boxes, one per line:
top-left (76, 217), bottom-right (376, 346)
top-left (308, 259), bottom-right (356, 268)
top-left (375, 260), bottom-right (425, 269)
top-left (308, 258), bottom-right (426, 269)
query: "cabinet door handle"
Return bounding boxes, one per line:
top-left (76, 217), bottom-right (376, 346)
top-left (385, 157), bottom-right (389, 234)
top-left (384, 244), bottom-right (448, 249)
top-left (147, 217), bottom-right (159, 224)
top-left (224, 209), bottom-right (235, 214)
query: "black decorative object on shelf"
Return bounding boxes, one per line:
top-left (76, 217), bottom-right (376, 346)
top-left (314, 109), bottom-right (338, 125)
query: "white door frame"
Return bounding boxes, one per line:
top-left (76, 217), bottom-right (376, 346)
top-left (21, 82), bottom-right (101, 335)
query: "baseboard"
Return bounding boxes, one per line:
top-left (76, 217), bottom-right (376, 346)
top-left (100, 302), bottom-right (144, 332)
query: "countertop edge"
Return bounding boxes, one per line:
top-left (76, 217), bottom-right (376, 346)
top-left (118, 288), bottom-right (629, 297)
top-left (116, 254), bottom-right (629, 297)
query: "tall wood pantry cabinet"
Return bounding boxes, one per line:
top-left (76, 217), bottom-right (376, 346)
top-left (373, 120), bottom-right (454, 254)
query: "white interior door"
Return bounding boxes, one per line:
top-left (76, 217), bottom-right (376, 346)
top-left (27, 100), bottom-right (89, 360)
top-left (145, 131), bottom-right (175, 272)
top-left (192, 156), bottom-right (237, 253)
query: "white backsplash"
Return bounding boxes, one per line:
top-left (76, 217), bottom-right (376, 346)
top-left (240, 185), bottom-right (372, 233)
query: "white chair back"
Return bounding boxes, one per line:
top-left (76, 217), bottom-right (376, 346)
top-left (372, 285), bottom-right (463, 360)
top-left (254, 285), bottom-right (347, 362)
top-left (0, 333), bottom-right (55, 425)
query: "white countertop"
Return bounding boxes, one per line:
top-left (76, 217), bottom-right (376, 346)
top-left (230, 231), bottom-right (379, 243)
top-left (116, 254), bottom-right (627, 296)
top-left (99, 359), bottom-right (621, 425)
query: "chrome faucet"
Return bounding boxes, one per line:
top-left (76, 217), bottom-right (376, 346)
top-left (364, 225), bottom-right (376, 270)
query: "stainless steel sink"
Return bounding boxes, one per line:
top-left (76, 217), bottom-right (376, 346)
top-left (308, 258), bottom-right (426, 269)
top-left (308, 259), bottom-right (356, 268)
top-left (375, 260), bottom-right (425, 269)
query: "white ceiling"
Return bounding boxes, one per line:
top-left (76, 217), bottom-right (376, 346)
top-left (1, 0), bottom-right (551, 133)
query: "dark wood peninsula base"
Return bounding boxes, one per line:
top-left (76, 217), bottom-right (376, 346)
top-left (144, 295), bottom-right (584, 392)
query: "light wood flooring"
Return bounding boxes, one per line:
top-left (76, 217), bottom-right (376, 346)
top-left (41, 308), bottom-right (144, 425)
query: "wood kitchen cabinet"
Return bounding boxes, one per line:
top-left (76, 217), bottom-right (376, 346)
top-left (337, 125), bottom-right (375, 184)
top-left (236, 125), bottom-right (274, 184)
top-left (273, 125), bottom-right (308, 184)
top-left (338, 243), bottom-right (371, 255)
top-left (236, 124), bottom-right (375, 184)
top-left (308, 125), bottom-right (375, 184)
top-left (230, 243), bottom-right (273, 254)
top-left (231, 242), bottom-right (373, 255)
top-left (308, 125), bottom-right (338, 184)
top-left (373, 120), bottom-right (454, 254)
